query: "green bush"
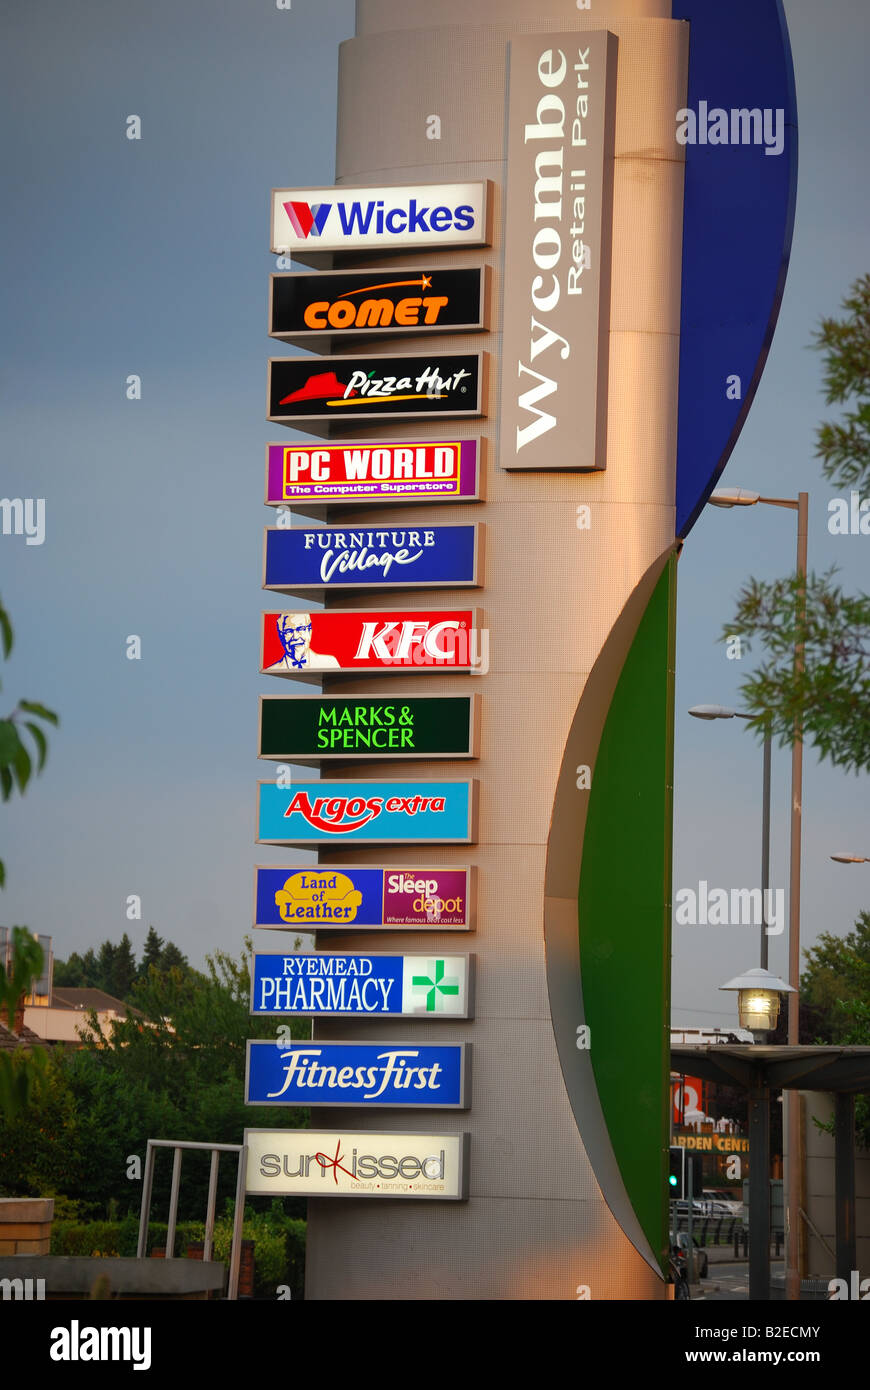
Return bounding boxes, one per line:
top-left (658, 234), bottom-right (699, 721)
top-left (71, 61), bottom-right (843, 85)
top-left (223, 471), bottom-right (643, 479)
top-left (50, 1211), bottom-right (306, 1299)
top-left (51, 1220), bottom-right (205, 1258)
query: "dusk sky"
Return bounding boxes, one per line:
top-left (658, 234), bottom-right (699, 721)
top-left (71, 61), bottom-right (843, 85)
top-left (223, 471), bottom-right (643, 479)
top-left (3, 0), bottom-right (869, 1033)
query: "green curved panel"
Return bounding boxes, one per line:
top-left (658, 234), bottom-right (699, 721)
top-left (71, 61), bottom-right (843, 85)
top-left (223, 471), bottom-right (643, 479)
top-left (578, 556), bottom-right (676, 1268)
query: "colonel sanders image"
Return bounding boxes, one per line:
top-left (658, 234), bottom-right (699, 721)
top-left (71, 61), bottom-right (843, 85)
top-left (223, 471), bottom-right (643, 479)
top-left (265, 612), bottom-right (340, 672)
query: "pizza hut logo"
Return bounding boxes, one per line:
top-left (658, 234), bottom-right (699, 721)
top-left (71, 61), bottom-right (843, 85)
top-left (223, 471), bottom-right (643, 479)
top-left (283, 791), bottom-right (446, 833)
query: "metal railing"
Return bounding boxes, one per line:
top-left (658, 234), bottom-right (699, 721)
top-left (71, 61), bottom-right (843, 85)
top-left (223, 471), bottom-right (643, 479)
top-left (137, 1139), bottom-right (248, 1300)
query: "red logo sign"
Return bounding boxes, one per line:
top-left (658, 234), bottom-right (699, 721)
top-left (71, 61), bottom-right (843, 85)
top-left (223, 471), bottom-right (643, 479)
top-left (260, 608), bottom-right (481, 675)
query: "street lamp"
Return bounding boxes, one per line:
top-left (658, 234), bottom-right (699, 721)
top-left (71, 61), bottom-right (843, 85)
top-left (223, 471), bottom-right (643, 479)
top-left (688, 706), bottom-right (773, 969)
top-left (704, 484), bottom-right (808, 1041)
top-left (720, 967), bottom-right (795, 1043)
top-left (707, 484), bottom-right (809, 1302)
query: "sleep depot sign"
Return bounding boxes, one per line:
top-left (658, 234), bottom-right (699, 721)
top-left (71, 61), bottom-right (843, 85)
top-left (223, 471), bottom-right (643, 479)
top-left (253, 0), bottom-right (797, 1303)
top-left (252, 866), bottom-right (475, 932)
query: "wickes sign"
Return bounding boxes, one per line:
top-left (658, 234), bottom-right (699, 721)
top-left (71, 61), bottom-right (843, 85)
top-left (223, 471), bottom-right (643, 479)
top-left (270, 181), bottom-right (492, 260)
top-left (501, 32), bottom-right (616, 471)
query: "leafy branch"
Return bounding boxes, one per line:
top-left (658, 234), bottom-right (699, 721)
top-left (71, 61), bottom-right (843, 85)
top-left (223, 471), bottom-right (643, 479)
top-left (0, 596), bottom-right (58, 886)
top-left (814, 272), bottom-right (870, 490)
top-left (722, 569), bottom-right (870, 773)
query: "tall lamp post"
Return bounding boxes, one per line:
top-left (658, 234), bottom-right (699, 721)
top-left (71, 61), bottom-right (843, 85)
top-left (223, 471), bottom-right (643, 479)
top-left (707, 486), bottom-right (809, 1299)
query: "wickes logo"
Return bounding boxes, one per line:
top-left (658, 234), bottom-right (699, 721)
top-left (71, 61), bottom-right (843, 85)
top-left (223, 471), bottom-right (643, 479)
top-left (283, 197), bottom-right (475, 241)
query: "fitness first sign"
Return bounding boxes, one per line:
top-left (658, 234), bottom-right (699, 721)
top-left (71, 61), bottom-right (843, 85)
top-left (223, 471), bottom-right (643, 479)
top-left (501, 32), bottom-right (616, 472)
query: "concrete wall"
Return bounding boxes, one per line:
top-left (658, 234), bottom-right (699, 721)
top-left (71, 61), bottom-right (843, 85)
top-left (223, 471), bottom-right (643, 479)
top-left (802, 1092), bottom-right (870, 1280)
top-left (303, 0), bottom-right (686, 1300)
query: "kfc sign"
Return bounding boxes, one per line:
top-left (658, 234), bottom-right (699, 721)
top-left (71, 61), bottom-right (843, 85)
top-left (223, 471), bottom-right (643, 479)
top-left (260, 607), bottom-right (487, 678)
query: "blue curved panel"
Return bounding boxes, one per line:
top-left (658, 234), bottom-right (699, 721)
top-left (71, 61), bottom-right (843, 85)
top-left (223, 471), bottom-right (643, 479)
top-left (673, 0), bottom-right (798, 538)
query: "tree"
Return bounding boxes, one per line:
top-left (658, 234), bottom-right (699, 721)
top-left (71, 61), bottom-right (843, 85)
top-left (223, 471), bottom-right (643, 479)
top-left (110, 933), bottom-right (138, 1000)
top-left (724, 275), bottom-right (870, 773)
top-left (0, 927), bottom-right (47, 1122)
top-left (158, 941), bottom-right (188, 973)
top-left (139, 927), bottom-right (164, 975)
top-left (797, 912), bottom-right (870, 1146)
top-left (0, 598), bottom-right (58, 886)
top-left (0, 941), bottom-right (308, 1217)
top-left (96, 941), bottom-right (118, 995)
top-left (800, 911), bottom-right (870, 1042)
top-left (723, 569), bottom-right (870, 773)
top-left (814, 272), bottom-right (870, 491)
top-left (53, 931), bottom-right (192, 1002)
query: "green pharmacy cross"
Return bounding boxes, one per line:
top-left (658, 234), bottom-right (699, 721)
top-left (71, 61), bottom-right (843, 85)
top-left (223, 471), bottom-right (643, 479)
top-left (411, 959), bottom-right (460, 1013)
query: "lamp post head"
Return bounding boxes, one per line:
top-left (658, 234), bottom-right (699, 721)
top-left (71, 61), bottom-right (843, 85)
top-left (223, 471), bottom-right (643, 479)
top-left (830, 853), bottom-right (868, 864)
top-left (719, 967), bottom-right (795, 1043)
top-left (708, 488), bottom-right (761, 508)
top-left (688, 705), bottom-right (737, 720)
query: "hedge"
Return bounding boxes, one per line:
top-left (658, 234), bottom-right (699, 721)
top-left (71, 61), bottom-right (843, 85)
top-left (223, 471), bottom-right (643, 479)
top-left (50, 1214), bottom-right (306, 1299)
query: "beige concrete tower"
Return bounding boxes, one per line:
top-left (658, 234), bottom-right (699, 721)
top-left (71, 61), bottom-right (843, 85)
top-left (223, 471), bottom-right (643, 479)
top-left (306, 0), bottom-right (686, 1300)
